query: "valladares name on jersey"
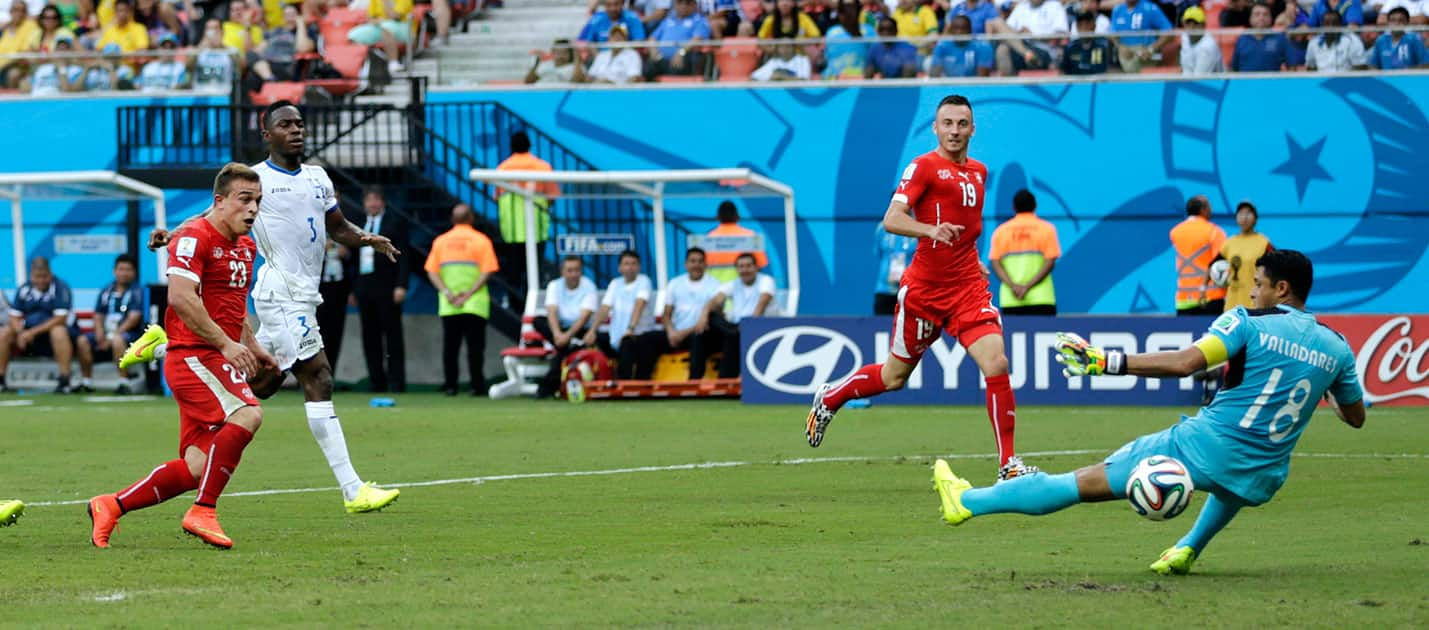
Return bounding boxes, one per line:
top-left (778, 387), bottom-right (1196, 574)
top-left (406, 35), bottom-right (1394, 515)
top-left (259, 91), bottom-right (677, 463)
top-left (1259, 333), bottom-right (1342, 373)
top-left (1213, 310), bottom-right (1343, 373)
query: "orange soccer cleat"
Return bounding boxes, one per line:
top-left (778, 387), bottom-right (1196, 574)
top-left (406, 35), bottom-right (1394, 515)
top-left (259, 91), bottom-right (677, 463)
top-left (181, 505), bottom-right (234, 549)
top-left (87, 494), bottom-right (122, 548)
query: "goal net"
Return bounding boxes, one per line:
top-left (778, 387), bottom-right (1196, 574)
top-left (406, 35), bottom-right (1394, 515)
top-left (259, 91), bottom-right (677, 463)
top-left (0, 170), bottom-right (169, 288)
top-left (466, 168), bottom-right (801, 318)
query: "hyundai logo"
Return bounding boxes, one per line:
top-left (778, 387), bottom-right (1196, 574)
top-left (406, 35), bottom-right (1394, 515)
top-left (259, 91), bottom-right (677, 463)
top-left (745, 326), bottom-right (863, 395)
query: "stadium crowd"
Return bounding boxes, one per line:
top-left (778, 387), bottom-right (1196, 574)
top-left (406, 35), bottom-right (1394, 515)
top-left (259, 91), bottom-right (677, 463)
top-left (0, 0), bottom-right (474, 97)
top-left (524, 0), bottom-right (1428, 82)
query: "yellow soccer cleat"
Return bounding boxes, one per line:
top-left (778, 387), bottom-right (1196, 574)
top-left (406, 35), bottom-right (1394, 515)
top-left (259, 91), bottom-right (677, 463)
top-left (931, 459), bottom-right (974, 526)
top-left (1150, 546), bottom-right (1197, 575)
top-left (119, 324), bottom-right (168, 369)
top-left (0, 500), bottom-right (23, 527)
top-left (345, 482), bottom-right (400, 514)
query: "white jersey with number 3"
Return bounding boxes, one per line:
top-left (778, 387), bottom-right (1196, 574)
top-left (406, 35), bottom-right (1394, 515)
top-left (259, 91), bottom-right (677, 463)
top-left (249, 160), bottom-right (339, 304)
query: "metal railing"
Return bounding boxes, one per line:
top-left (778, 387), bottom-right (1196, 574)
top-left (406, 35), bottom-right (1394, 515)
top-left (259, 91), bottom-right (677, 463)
top-left (421, 101), bottom-right (699, 286)
top-left (483, 24), bottom-right (1429, 84)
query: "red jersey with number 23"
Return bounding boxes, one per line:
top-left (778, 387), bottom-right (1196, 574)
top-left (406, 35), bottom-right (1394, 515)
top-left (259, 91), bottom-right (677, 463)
top-left (164, 218), bottom-right (257, 352)
top-left (892, 150), bottom-right (989, 287)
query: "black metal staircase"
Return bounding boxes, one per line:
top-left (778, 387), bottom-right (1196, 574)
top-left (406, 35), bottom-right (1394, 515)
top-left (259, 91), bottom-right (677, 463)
top-left (115, 80), bottom-right (696, 339)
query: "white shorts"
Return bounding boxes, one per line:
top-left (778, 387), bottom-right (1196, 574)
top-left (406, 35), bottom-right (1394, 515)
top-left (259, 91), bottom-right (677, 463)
top-left (253, 298), bottom-right (324, 371)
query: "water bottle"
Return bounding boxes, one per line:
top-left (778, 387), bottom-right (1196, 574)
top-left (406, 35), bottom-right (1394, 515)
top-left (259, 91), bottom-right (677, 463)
top-left (846, 399), bottom-right (872, 409)
top-left (369, 397), bottom-right (396, 408)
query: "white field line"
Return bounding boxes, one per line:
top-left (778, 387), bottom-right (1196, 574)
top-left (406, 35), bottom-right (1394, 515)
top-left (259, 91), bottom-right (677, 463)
top-left (26, 448), bottom-right (1428, 508)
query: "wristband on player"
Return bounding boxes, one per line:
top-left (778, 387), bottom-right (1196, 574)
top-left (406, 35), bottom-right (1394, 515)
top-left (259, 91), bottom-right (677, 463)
top-left (1105, 350), bottom-right (1126, 376)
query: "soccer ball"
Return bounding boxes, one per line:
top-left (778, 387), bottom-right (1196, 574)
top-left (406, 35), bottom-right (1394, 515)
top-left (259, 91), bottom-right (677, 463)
top-left (1209, 260), bottom-right (1231, 288)
top-left (1126, 456), bottom-right (1194, 521)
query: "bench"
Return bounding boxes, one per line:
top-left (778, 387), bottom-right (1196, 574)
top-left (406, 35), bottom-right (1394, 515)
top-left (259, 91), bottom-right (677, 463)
top-left (4, 308), bottom-right (128, 392)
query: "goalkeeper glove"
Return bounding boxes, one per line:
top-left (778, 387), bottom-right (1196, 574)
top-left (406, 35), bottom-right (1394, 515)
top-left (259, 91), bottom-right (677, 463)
top-left (1054, 332), bottom-right (1126, 377)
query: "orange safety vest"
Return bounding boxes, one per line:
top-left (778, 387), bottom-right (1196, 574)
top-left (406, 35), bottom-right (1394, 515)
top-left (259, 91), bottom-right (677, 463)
top-left (1170, 216), bottom-right (1228, 310)
top-left (703, 222), bottom-right (769, 268)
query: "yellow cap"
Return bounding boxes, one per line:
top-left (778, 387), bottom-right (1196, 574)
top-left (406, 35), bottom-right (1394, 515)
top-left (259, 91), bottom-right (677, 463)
top-left (1182, 6), bottom-right (1206, 23)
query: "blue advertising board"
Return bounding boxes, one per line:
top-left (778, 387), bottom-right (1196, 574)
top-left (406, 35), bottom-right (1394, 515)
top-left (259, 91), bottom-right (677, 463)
top-left (740, 316), bottom-right (1216, 405)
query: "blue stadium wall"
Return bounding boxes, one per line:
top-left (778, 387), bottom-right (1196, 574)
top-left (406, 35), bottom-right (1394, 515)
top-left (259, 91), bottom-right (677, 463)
top-left (0, 95), bottom-right (224, 289)
top-left (432, 76), bottom-right (1429, 316)
top-left (3, 78), bottom-right (1427, 317)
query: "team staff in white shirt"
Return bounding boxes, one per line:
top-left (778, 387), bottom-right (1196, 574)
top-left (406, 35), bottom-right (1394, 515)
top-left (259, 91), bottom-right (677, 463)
top-left (142, 101), bottom-right (401, 514)
top-left (535, 256), bottom-right (599, 397)
top-left (646, 247), bottom-right (724, 379)
top-left (694, 252), bottom-right (778, 378)
top-left (584, 250), bottom-right (662, 379)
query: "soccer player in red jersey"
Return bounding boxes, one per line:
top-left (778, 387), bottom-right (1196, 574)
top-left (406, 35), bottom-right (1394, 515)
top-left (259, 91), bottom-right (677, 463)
top-left (87, 163), bottom-right (277, 549)
top-left (806, 94), bottom-right (1038, 480)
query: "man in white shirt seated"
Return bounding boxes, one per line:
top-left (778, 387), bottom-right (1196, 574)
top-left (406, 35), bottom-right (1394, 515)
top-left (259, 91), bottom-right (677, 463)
top-left (1307, 10), bottom-right (1368, 71)
top-left (751, 42), bottom-right (812, 81)
top-left (583, 249), bottom-right (662, 379)
top-left (535, 255), bottom-right (598, 397)
top-left (652, 247), bottom-right (723, 379)
top-left (584, 24), bottom-right (644, 84)
top-left (993, 0), bottom-right (1067, 75)
top-left (1179, 6), bottom-right (1224, 74)
top-left (694, 252), bottom-right (778, 378)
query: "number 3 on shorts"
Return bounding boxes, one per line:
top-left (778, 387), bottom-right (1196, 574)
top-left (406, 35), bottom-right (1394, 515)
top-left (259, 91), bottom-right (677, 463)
top-left (297, 315), bottom-right (312, 338)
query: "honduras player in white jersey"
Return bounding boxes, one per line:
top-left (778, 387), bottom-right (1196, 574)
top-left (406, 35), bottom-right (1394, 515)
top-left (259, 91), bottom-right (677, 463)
top-left (131, 101), bottom-right (401, 514)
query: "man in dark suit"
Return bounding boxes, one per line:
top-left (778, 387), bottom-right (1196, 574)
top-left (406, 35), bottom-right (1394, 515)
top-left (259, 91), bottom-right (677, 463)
top-left (318, 238), bottom-right (353, 374)
top-left (353, 186), bottom-right (411, 392)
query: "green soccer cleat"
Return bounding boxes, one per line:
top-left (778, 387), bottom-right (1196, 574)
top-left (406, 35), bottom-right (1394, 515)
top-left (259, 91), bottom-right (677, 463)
top-left (0, 500), bottom-right (23, 527)
top-left (931, 459), bottom-right (973, 526)
top-left (119, 324), bottom-right (168, 369)
top-left (1150, 546), bottom-right (1198, 575)
top-left (345, 482), bottom-right (400, 514)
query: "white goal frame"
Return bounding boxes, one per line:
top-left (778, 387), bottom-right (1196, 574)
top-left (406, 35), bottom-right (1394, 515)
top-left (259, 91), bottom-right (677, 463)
top-left (0, 171), bottom-right (168, 285)
top-left (467, 168), bottom-right (800, 317)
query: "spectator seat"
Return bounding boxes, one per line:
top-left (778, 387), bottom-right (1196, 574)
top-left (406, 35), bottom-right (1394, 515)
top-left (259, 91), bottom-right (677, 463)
top-left (714, 38), bottom-right (761, 80)
top-left (250, 81), bottom-right (307, 105)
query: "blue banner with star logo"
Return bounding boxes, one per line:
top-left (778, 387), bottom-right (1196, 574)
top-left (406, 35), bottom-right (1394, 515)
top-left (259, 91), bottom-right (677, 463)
top-left (433, 75), bottom-right (1429, 316)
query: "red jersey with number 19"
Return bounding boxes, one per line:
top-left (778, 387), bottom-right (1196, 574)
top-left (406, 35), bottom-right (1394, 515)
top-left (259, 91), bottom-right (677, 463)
top-left (891, 150), bottom-right (989, 287)
top-left (164, 217), bottom-right (257, 352)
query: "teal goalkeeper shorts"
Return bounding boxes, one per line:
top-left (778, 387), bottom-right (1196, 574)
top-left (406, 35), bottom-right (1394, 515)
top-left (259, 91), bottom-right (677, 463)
top-left (1104, 419), bottom-right (1238, 503)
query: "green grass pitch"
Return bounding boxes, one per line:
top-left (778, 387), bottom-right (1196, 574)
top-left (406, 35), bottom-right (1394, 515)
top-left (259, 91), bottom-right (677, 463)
top-left (2, 394), bottom-right (1426, 626)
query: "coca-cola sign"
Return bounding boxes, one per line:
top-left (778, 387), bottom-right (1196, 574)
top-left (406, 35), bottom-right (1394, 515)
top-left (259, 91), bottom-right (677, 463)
top-left (1319, 315), bottom-right (1429, 406)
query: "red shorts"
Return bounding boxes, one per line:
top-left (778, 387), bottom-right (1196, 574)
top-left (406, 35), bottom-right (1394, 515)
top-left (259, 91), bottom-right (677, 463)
top-left (164, 348), bottom-right (259, 457)
top-left (889, 279), bottom-right (1002, 364)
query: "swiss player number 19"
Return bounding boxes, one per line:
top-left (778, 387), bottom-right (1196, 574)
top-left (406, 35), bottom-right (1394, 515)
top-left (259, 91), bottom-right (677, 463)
top-left (959, 181), bottom-right (977, 207)
top-left (228, 260), bottom-right (249, 288)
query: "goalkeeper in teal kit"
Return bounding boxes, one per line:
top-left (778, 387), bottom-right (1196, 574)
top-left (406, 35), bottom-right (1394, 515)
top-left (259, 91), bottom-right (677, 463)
top-left (932, 250), bottom-right (1368, 574)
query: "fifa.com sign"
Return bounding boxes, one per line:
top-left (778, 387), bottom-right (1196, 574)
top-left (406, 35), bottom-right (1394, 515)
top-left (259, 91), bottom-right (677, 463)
top-left (739, 315), bottom-right (1429, 406)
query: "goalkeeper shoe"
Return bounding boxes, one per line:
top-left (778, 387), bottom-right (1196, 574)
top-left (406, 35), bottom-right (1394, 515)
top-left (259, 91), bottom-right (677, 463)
top-left (119, 325), bottom-right (168, 369)
top-left (805, 383), bottom-right (835, 447)
top-left (182, 505), bottom-right (233, 549)
top-left (1150, 546), bottom-right (1198, 575)
top-left (931, 459), bottom-right (973, 526)
top-left (0, 499), bottom-right (23, 527)
top-left (997, 455), bottom-right (1041, 481)
top-left (345, 482), bottom-right (400, 514)
top-left (87, 494), bottom-right (121, 548)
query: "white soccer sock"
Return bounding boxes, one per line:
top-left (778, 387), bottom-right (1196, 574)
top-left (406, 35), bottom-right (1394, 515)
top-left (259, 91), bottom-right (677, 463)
top-left (153, 342), bottom-right (167, 359)
top-left (305, 401), bottom-right (364, 501)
